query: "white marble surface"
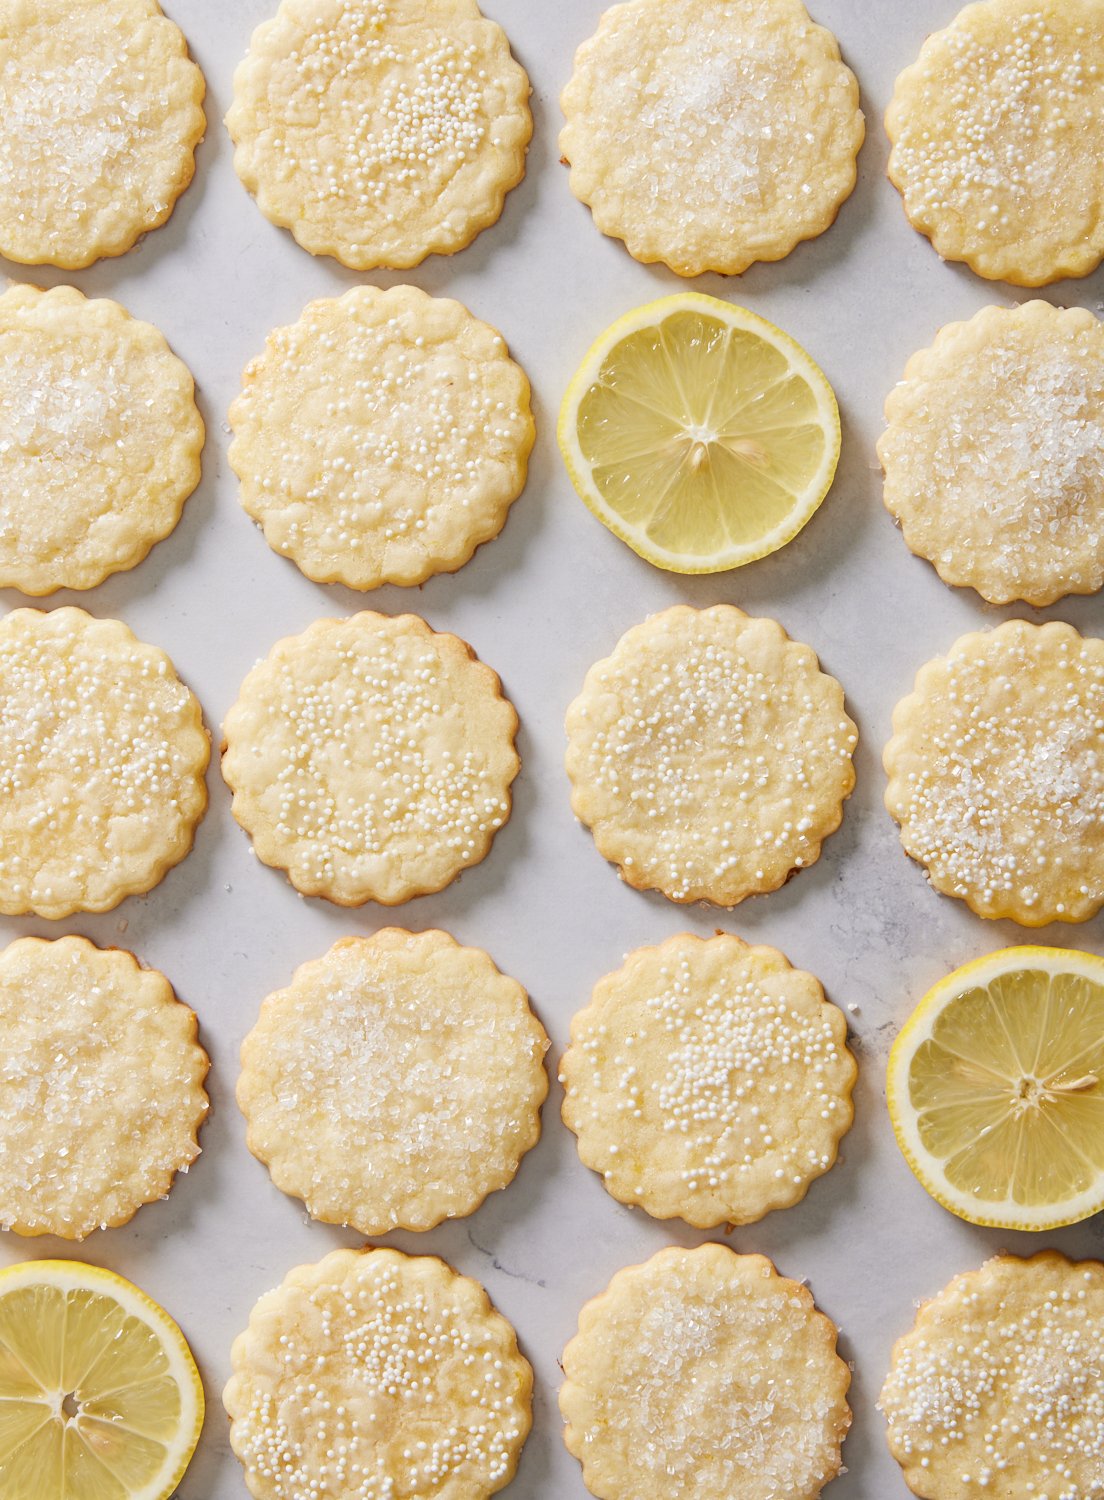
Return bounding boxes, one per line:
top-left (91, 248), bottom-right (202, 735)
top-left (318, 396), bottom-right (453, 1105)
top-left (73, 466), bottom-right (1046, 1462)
top-left (3, 1), bottom-right (1104, 1496)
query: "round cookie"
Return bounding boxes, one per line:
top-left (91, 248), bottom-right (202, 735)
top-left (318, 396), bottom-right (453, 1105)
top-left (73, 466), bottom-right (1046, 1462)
top-left (880, 1252), bottom-right (1104, 1500)
top-left (226, 0), bottom-right (532, 271)
top-left (0, 607), bottom-right (209, 920)
top-left (0, 283), bottom-right (204, 595)
top-left (0, 0), bottom-right (205, 269)
top-left (0, 935), bottom-right (208, 1239)
top-left (229, 285), bottom-right (533, 590)
top-left (238, 929), bottom-right (548, 1234)
top-left (884, 619), bottom-right (1104, 925)
top-left (880, 301), bottom-right (1104, 607)
top-left (561, 934), bottom-right (855, 1228)
top-left (886, 0), bottom-right (1104, 287)
top-left (559, 0), bottom-right (863, 278)
top-left (565, 605), bottom-right (857, 906)
top-left (224, 1246), bottom-right (532, 1500)
top-left (222, 611), bottom-right (518, 906)
top-left (560, 1244), bottom-right (851, 1500)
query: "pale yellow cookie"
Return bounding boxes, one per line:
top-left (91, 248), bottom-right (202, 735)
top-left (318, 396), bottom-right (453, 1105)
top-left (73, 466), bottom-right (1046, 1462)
top-left (880, 301), bottom-right (1104, 606)
top-left (880, 1252), bottom-right (1104, 1500)
top-left (561, 1244), bottom-right (851, 1500)
top-left (0, 935), bottom-right (208, 1239)
top-left (224, 1246), bottom-right (532, 1500)
top-left (565, 605), bottom-right (857, 906)
top-left (222, 611), bottom-right (518, 906)
top-left (561, 934), bottom-right (855, 1228)
top-left (229, 285), bottom-right (533, 590)
top-left (238, 929), bottom-right (548, 1234)
top-left (0, 0), bottom-right (205, 269)
top-left (559, 0), bottom-right (863, 278)
top-left (885, 619), bottom-right (1104, 925)
top-left (226, 0), bottom-right (531, 271)
top-left (0, 608), bottom-right (209, 920)
top-left (886, 0), bottom-right (1104, 286)
top-left (0, 284), bottom-right (204, 596)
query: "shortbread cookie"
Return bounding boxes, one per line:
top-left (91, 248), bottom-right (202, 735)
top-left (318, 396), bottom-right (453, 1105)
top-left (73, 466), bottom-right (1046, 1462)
top-left (229, 285), bottom-right (533, 589)
top-left (0, 608), bottom-right (209, 919)
top-left (225, 1246), bottom-right (532, 1500)
top-left (565, 606), bottom-right (856, 906)
top-left (561, 934), bottom-right (855, 1228)
top-left (880, 1252), bottom-right (1104, 1500)
top-left (0, 284), bottom-right (204, 595)
top-left (0, 935), bottom-right (208, 1239)
top-left (226, 0), bottom-right (531, 270)
top-left (561, 1244), bottom-right (851, 1500)
top-left (560, 0), bottom-right (863, 277)
top-left (880, 301), bottom-right (1104, 606)
top-left (0, 0), bottom-right (205, 268)
top-left (886, 0), bottom-right (1104, 286)
top-left (885, 619), bottom-right (1104, 925)
top-left (222, 612), bottom-right (518, 906)
top-left (239, 929), bottom-right (548, 1234)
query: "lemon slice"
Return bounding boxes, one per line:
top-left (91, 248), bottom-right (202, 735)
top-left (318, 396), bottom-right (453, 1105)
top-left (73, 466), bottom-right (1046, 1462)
top-left (0, 1260), bottom-right (203, 1500)
top-left (887, 947), bottom-right (1104, 1230)
top-left (558, 292), bottom-right (840, 573)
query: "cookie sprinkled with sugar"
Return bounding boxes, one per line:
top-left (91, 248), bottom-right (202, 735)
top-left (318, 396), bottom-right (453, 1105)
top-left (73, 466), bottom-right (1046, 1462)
top-left (230, 285), bottom-right (532, 590)
top-left (884, 619), bottom-right (1104, 926)
top-left (222, 611), bottom-right (518, 907)
top-left (561, 934), bottom-right (855, 1228)
top-left (226, 0), bottom-right (531, 270)
top-left (224, 1246), bottom-right (532, 1500)
top-left (886, 0), bottom-right (1104, 285)
top-left (565, 605), bottom-right (856, 907)
top-left (560, 1244), bottom-right (851, 1500)
top-left (881, 1253), bottom-right (1104, 1500)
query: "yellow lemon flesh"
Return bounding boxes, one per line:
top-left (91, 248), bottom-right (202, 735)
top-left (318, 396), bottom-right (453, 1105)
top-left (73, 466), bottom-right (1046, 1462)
top-left (887, 947), bottom-right (1104, 1230)
top-left (558, 292), bottom-right (840, 573)
top-left (0, 1260), bottom-right (203, 1500)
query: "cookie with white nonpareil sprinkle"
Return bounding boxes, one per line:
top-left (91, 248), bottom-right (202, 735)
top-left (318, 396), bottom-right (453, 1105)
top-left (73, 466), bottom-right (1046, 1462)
top-left (561, 934), bottom-right (855, 1228)
top-left (226, 0), bottom-right (532, 271)
top-left (224, 1246), bottom-right (532, 1500)
top-left (0, 0), bottom-right (205, 269)
top-left (560, 1244), bottom-right (851, 1500)
top-left (221, 611), bottom-right (518, 906)
top-left (880, 1252), bottom-right (1104, 1500)
top-left (0, 608), bottom-right (209, 920)
top-left (0, 284), bottom-right (204, 596)
top-left (229, 285), bottom-right (533, 590)
top-left (559, 0), bottom-right (863, 278)
top-left (238, 929), bottom-right (548, 1234)
top-left (880, 301), bottom-right (1104, 607)
top-left (886, 0), bottom-right (1104, 286)
top-left (884, 619), bottom-right (1104, 925)
top-left (565, 605), bottom-right (857, 906)
top-left (0, 935), bottom-right (208, 1239)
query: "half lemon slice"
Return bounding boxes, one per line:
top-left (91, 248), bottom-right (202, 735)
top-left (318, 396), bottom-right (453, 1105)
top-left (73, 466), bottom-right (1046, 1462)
top-left (558, 292), bottom-right (840, 573)
top-left (0, 1260), bottom-right (203, 1500)
top-left (887, 947), bottom-right (1104, 1230)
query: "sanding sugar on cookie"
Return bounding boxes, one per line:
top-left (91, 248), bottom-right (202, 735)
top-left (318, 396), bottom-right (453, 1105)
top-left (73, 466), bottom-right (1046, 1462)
top-left (226, 0), bottom-right (531, 271)
top-left (559, 0), bottom-right (863, 277)
top-left (0, 935), bottom-right (208, 1240)
top-left (224, 1245), bottom-right (532, 1500)
top-left (560, 1243), bottom-right (851, 1500)
top-left (565, 605), bottom-right (856, 906)
top-left (238, 929), bottom-right (548, 1234)
top-left (229, 285), bottom-right (533, 590)
top-left (886, 0), bottom-right (1104, 286)
top-left (0, 608), bottom-right (209, 920)
top-left (221, 611), bottom-right (518, 906)
top-left (0, 0), bottom-right (205, 269)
